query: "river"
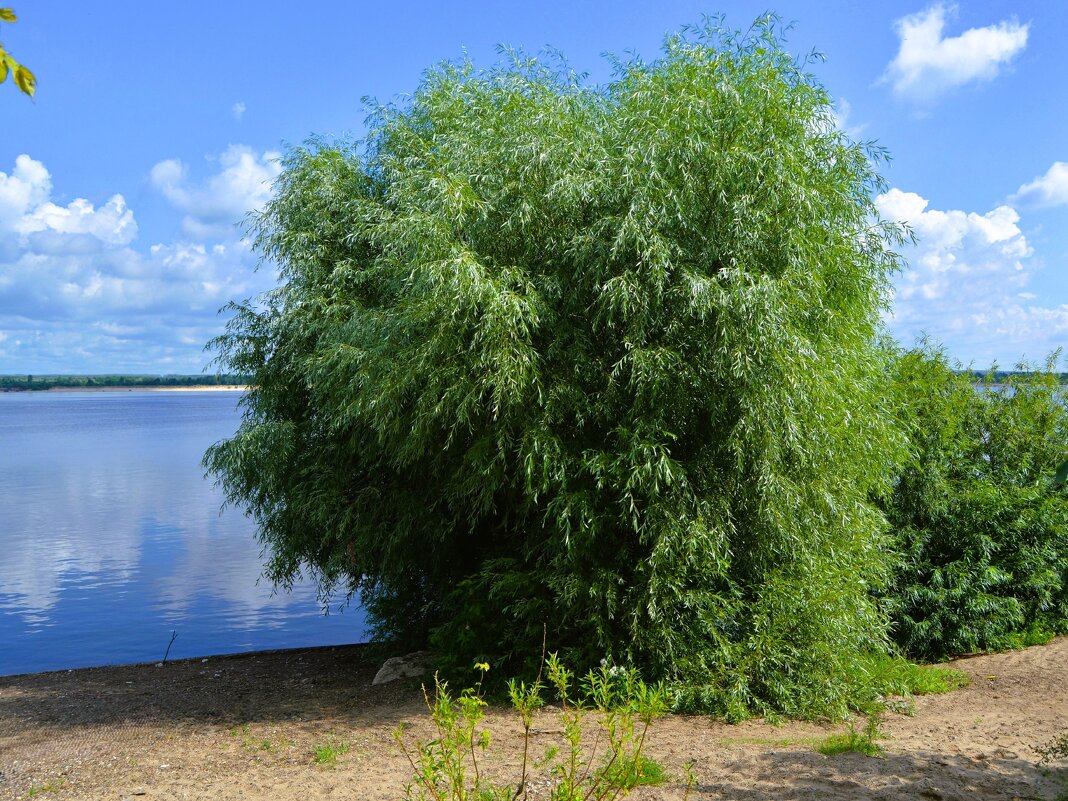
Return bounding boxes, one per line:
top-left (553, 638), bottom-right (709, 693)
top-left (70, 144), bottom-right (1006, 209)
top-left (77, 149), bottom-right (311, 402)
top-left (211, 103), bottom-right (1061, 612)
top-left (0, 390), bottom-right (367, 676)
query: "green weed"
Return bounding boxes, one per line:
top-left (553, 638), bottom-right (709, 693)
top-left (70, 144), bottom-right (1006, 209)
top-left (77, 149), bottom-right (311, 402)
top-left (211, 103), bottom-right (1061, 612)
top-left (817, 712), bottom-right (884, 758)
top-left (312, 741), bottom-right (350, 767)
top-left (682, 760), bottom-right (698, 801)
top-left (395, 656), bottom-right (670, 801)
top-left (226, 722), bottom-right (284, 753)
top-left (26, 779), bottom-right (65, 797)
top-left (1037, 731), bottom-right (1068, 764)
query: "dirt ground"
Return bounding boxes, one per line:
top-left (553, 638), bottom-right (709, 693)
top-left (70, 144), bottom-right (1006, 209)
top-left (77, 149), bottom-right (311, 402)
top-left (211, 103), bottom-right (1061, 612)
top-left (1, 638), bottom-right (1066, 801)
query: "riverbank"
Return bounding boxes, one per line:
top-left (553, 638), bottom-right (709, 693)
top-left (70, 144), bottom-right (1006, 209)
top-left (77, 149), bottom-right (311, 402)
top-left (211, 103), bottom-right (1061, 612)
top-left (1, 639), bottom-right (1066, 800)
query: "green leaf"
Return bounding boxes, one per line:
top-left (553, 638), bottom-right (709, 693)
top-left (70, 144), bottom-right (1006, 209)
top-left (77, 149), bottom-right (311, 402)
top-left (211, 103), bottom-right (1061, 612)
top-left (14, 62), bottom-right (34, 97)
top-left (0, 58), bottom-right (7, 84)
top-left (1054, 459), bottom-right (1068, 486)
top-left (0, 8), bottom-right (17, 22)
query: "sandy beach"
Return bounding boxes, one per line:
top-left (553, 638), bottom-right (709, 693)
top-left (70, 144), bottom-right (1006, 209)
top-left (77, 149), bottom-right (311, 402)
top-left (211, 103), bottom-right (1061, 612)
top-left (1, 638), bottom-right (1066, 800)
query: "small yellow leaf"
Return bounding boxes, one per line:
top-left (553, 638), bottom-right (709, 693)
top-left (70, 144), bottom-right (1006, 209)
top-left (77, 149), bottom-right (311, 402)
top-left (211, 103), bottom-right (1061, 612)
top-left (0, 59), bottom-right (7, 84)
top-left (0, 8), bottom-right (16, 22)
top-left (14, 63), bottom-right (34, 97)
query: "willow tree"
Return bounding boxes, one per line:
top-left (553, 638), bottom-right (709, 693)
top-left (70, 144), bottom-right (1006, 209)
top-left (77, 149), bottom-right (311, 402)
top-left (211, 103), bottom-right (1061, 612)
top-left (207, 18), bottom-right (906, 718)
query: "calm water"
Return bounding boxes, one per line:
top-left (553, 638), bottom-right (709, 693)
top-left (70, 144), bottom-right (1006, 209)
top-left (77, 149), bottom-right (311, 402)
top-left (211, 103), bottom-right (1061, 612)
top-left (0, 391), bottom-right (367, 676)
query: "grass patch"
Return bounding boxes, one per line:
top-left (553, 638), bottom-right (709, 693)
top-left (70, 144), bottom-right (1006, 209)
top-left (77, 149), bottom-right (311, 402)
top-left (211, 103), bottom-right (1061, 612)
top-left (817, 713), bottom-right (884, 758)
top-left (863, 653), bottom-right (970, 697)
top-left (226, 722), bottom-right (287, 753)
top-left (312, 741), bottom-right (350, 767)
top-left (27, 780), bottom-right (65, 797)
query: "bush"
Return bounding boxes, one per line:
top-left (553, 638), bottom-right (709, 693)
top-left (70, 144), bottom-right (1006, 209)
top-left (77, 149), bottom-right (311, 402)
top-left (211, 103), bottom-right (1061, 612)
top-left (206, 16), bottom-right (907, 717)
top-left (882, 345), bottom-right (1068, 659)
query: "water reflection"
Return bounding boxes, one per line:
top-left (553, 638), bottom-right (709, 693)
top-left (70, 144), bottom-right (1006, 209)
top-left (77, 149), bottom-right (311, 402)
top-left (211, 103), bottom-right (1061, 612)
top-left (0, 391), bottom-right (366, 675)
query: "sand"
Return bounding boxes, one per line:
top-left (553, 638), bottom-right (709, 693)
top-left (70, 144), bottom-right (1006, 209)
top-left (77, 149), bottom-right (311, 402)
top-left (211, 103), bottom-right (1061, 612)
top-left (1, 638), bottom-right (1066, 801)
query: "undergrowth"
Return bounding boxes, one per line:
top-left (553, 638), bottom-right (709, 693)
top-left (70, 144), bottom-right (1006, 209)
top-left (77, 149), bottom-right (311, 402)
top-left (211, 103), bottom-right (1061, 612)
top-left (861, 652), bottom-right (970, 698)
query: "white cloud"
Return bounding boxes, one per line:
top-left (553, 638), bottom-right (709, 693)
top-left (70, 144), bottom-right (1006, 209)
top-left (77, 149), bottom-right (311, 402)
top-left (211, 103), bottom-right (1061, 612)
top-left (883, 4), bottom-right (1029, 102)
top-left (17, 195), bottom-right (137, 245)
top-left (878, 188), bottom-right (1030, 283)
top-left (0, 155), bottom-right (137, 245)
top-left (878, 188), bottom-right (1068, 365)
top-left (1012, 162), bottom-right (1068, 208)
top-left (0, 154), bottom-right (51, 223)
top-left (231, 101), bottom-right (246, 121)
top-left (0, 153), bottom-right (278, 373)
top-left (149, 145), bottom-right (280, 239)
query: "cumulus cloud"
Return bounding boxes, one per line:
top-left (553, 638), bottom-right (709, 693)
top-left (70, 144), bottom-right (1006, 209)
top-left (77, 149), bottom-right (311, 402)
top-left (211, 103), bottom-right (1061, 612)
top-left (0, 155), bottom-right (51, 221)
top-left (17, 196), bottom-right (137, 245)
top-left (883, 4), bottom-right (1029, 102)
top-left (149, 145), bottom-right (280, 239)
top-left (0, 155), bottom-right (136, 245)
top-left (878, 188), bottom-right (1068, 365)
top-left (1012, 162), bottom-right (1068, 208)
top-left (0, 153), bottom-right (278, 373)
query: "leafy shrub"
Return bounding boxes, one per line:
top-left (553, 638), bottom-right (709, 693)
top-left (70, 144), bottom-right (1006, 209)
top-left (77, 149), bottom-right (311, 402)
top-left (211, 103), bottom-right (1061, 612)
top-left (394, 658), bottom-right (670, 801)
top-left (206, 16), bottom-right (907, 717)
top-left (883, 345), bottom-right (1068, 659)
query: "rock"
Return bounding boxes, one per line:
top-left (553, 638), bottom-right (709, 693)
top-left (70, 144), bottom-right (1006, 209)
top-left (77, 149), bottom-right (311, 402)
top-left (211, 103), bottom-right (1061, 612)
top-left (372, 651), bottom-right (433, 685)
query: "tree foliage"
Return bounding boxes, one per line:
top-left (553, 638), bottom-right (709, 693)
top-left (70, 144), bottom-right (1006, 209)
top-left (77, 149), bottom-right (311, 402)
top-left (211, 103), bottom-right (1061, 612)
top-left (883, 345), bottom-right (1068, 659)
top-left (0, 7), bottom-right (36, 98)
top-left (206, 17), bottom-right (908, 718)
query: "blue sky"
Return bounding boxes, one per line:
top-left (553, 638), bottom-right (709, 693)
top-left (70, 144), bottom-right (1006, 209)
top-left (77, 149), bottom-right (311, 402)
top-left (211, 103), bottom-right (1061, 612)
top-left (2, 1), bottom-right (1066, 373)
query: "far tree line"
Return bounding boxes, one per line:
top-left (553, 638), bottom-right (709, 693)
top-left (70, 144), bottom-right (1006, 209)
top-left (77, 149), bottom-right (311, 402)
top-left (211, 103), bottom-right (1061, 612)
top-left (0, 374), bottom-right (250, 391)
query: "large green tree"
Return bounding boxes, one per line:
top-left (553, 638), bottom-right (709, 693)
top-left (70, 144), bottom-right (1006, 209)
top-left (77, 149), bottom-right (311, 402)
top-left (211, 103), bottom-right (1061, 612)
top-left (207, 18), bottom-right (906, 717)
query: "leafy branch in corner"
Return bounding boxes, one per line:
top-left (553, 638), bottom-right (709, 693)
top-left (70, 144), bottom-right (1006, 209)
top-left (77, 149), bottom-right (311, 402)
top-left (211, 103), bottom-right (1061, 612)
top-left (0, 7), bottom-right (36, 98)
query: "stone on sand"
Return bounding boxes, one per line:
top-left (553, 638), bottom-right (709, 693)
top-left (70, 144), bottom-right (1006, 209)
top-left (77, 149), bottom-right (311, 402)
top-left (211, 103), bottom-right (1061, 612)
top-left (372, 651), bottom-right (433, 685)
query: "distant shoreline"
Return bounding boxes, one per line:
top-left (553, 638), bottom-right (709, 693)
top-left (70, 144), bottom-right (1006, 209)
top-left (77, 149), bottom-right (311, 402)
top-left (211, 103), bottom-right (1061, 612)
top-left (2, 384), bottom-right (249, 393)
